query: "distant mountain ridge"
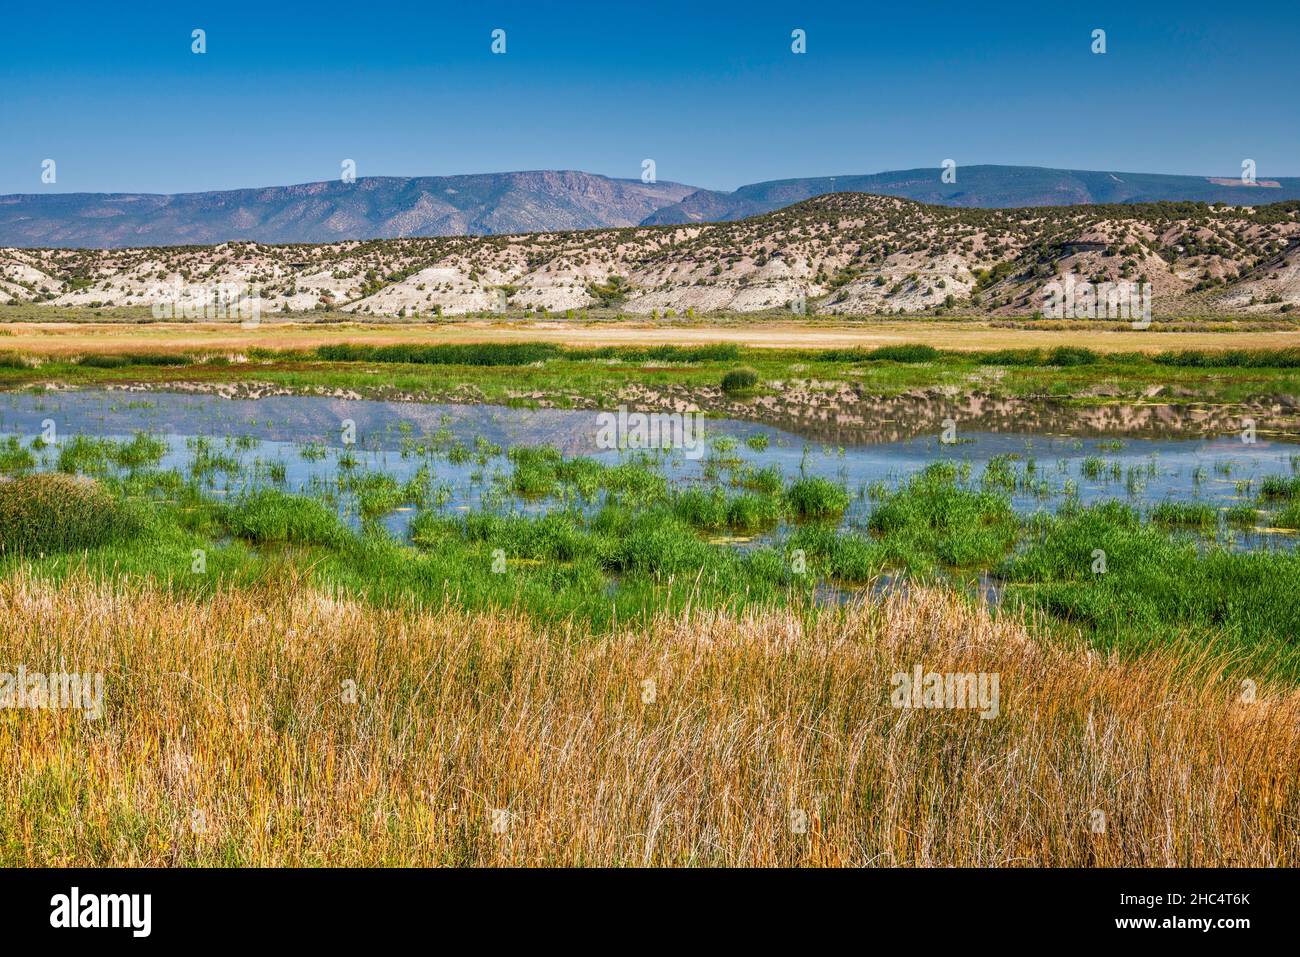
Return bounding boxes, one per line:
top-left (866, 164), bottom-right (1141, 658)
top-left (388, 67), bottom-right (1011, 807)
top-left (3, 165), bottom-right (1300, 249)
top-left (0, 171), bottom-right (697, 249)
top-left (642, 166), bottom-right (1300, 224)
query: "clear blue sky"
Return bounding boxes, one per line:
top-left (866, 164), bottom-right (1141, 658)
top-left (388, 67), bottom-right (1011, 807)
top-left (2, 0), bottom-right (1296, 195)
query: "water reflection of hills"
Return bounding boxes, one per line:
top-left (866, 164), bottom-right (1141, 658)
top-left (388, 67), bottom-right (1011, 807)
top-left (1, 388), bottom-right (1298, 453)
top-left (732, 390), bottom-right (1300, 446)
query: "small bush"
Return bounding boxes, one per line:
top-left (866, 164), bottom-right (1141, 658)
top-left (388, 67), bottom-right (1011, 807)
top-left (75, 352), bottom-right (190, 368)
top-left (867, 344), bottom-right (939, 363)
top-left (1047, 346), bottom-right (1099, 366)
top-left (721, 367), bottom-right (760, 394)
top-left (0, 474), bottom-right (139, 556)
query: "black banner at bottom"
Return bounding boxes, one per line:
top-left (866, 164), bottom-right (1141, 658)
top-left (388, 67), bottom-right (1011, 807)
top-left (0, 867), bottom-right (1285, 943)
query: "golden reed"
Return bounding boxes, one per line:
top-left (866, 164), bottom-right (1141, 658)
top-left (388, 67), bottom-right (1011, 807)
top-left (1, 570), bottom-right (1296, 866)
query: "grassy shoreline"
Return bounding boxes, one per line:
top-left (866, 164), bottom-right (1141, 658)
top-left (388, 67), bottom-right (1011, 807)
top-left (4, 339), bottom-right (1300, 416)
top-left (4, 428), bottom-right (1300, 678)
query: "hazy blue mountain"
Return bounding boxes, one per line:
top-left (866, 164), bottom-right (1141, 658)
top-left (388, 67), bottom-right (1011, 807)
top-left (0, 171), bottom-right (697, 249)
top-left (5, 165), bottom-right (1299, 249)
top-left (640, 165), bottom-right (1300, 224)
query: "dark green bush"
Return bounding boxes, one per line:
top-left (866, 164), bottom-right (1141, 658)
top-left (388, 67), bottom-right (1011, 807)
top-left (0, 474), bottom-right (139, 556)
top-left (316, 343), bottom-right (563, 366)
top-left (866, 344), bottom-right (940, 363)
top-left (75, 352), bottom-right (191, 368)
top-left (1046, 346), bottom-right (1100, 366)
top-left (720, 367), bottom-right (760, 394)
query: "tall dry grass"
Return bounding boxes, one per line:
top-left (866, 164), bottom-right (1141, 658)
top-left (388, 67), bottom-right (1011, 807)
top-left (1, 569), bottom-right (1297, 866)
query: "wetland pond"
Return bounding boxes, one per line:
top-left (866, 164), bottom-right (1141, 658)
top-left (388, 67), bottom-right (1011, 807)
top-left (3, 389), bottom-right (1298, 555)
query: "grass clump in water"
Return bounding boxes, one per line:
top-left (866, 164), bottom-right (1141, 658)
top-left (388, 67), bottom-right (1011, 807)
top-left (508, 444), bottom-right (563, 498)
top-left (787, 476), bottom-right (851, 520)
top-left (58, 433), bottom-right (168, 476)
top-left (0, 437), bottom-right (36, 474)
top-left (1260, 475), bottom-right (1300, 500)
top-left (1150, 501), bottom-right (1218, 528)
top-left (787, 524), bottom-right (886, 582)
top-left (221, 489), bottom-right (347, 547)
top-left (1274, 502), bottom-right (1300, 529)
top-left (673, 488), bottom-right (729, 530)
top-left (674, 488), bottom-right (784, 531)
top-left (1225, 504), bottom-right (1258, 527)
top-left (867, 463), bottom-right (1018, 567)
top-left (736, 463), bottom-right (784, 495)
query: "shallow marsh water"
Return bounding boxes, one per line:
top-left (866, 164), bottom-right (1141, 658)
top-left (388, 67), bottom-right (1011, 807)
top-left (2, 388), bottom-right (1298, 551)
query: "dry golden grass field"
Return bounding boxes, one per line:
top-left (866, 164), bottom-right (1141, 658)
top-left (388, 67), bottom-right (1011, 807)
top-left (4, 317), bottom-right (1300, 357)
top-left (3, 570), bottom-right (1296, 867)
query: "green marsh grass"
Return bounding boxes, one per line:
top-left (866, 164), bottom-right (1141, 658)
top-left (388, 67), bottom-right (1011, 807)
top-left (221, 489), bottom-right (347, 547)
top-left (1261, 475), bottom-right (1300, 500)
top-left (1150, 501), bottom-right (1218, 528)
top-left (0, 437), bottom-right (36, 473)
top-left (3, 422), bottom-right (1299, 680)
top-left (57, 432), bottom-right (168, 475)
top-left (866, 464), bottom-right (1018, 568)
top-left (1003, 501), bottom-right (1300, 676)
top-left (786, 476), bottom-right (851, 519)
